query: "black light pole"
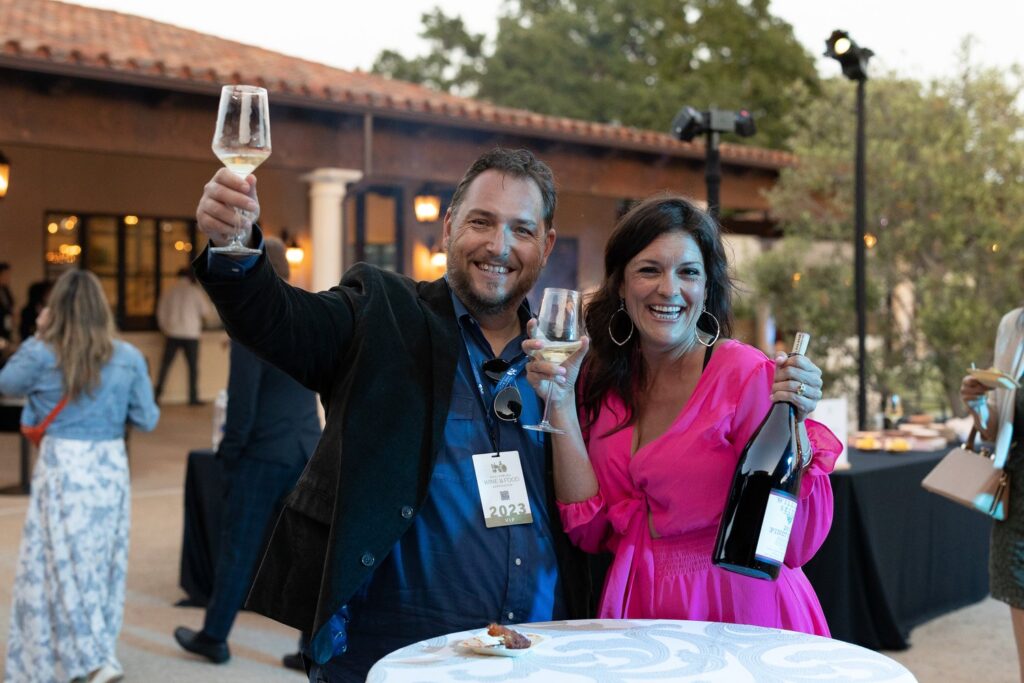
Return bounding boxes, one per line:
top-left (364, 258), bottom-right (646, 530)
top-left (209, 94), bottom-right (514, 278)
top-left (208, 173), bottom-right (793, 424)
top-left (705, 129), bottom-right (722, 220)
top-left (825, 29), bottom-right (873, 430)
top-left (671, 107), bottom-right (756, 220)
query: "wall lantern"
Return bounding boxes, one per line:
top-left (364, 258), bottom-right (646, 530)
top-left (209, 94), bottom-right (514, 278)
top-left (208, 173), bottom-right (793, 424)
top-left (281, 228), bottom-right (304, 265)
top-left (414, 194), bottom-right (442, 223)
top-left (0, 150), bottom-right (10, 199)
top-left (426, 236), bottom-right (447, 268)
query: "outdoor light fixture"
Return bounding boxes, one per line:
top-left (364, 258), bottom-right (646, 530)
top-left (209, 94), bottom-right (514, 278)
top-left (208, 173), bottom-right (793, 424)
top-left (670, 107), bottom-right (756, 219)
top-left (414, 194), bottom-right (442, 223)
top-left (825, 30), bottom-right (873, 82)
top-left (0, 150), bottom-right (10, 199)
top-left (424, 236), bottom-right (447, 268)
top-left (826, 28), bottom-right (874, 429)
top-left (281, 228), bottom-right (305, 265)
top-left (671, 108), bottom-right (756, 142)
top-left (286, 243), bottom-right (304, 265)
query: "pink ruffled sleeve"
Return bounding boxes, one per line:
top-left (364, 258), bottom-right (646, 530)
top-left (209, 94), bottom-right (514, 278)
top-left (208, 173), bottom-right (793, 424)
top-left (784, 418), bottom-right (841, 568)
top-left (557, 492), bottom-right (612, 554)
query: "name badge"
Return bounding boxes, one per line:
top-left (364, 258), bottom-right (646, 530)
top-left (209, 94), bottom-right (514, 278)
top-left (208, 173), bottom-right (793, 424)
top-left (471, 450), bottom-right (534, 528)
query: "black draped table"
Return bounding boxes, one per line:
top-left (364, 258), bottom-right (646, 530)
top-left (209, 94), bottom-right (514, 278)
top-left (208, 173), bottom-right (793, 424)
top-left (178, 448), bottom-right (223, 606)
top-left (804, 448), bottom-right (991, 651)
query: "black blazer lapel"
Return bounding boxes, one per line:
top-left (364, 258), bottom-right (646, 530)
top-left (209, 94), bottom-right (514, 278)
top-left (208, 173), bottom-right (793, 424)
top-left (417, 277), bottom-right (460, 492)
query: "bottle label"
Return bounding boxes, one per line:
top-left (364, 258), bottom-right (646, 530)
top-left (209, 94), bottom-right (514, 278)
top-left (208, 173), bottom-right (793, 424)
top-left (754, 489), bottom-right (797, 566)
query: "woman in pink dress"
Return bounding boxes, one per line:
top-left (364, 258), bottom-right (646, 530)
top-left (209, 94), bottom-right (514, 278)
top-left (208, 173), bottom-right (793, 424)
top-left (524, 195), bottom-right (841, 635)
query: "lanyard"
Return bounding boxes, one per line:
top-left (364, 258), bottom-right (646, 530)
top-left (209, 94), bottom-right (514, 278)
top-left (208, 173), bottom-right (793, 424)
top-left (460, 325), bottom-right (529, 453)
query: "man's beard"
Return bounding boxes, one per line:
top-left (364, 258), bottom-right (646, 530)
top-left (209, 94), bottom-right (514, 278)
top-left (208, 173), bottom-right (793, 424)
top-left (447, 261), bottom-right (538, 319)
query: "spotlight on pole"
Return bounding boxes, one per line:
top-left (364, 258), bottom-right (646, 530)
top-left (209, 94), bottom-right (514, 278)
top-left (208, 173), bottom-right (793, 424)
top-left (670, 107), bottom-right (756, 219)
top-left (825, 30), bottom-right (873, 82)
top-left (825, 29), bottom-right (873, 430)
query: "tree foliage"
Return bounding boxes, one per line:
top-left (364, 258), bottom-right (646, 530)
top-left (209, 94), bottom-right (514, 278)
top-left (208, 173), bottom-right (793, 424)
top-left (373, 9), bottom-right (486, 96)
top-left (752, 53), bottom-right (1024, 415)
top-left (372, 0), bottom-right (819, 148)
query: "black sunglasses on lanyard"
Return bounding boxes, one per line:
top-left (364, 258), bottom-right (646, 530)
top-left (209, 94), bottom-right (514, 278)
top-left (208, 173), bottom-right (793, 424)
top-left (481, 358), bottom-right (523, 422)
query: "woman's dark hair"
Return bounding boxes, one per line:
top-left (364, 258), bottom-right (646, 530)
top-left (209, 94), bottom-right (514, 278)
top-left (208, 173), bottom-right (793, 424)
top-left (580, 195), bottom-right (735, 433)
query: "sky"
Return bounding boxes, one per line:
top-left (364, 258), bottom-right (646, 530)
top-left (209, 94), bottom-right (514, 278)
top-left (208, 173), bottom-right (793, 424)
top-left (71, 0), bottom-right (1023, 83)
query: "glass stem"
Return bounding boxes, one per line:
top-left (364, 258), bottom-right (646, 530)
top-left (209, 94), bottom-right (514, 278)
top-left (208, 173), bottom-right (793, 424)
top-left (232, 207), bottom-right (245, 247)
top-left (540, 381), bottom-right (555, 426)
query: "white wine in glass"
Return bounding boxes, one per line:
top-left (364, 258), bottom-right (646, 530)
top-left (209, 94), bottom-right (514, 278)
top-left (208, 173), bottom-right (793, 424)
top-left (524, 288), bottom-right (582, 434)
top-left (210, 84), bottom-right (271, 255)
top-left (532, 340), bottom-right (583, 364)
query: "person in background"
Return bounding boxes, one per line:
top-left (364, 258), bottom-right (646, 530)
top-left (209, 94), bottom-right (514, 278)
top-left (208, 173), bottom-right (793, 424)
top-left (154, 267), bottom-right (216, 405)
top-left (173, 238), bottom-right (321, 669)
top-left (0, 269), bottom-right (160, 683)
top-left (961, 308), bottom-right (1024, 682)
top-left (0, 262), bottom-right (14, 344)
top-left (524, 195), bottom-right (840, 634)
top-left (19, 279), bottom-right (53, 342)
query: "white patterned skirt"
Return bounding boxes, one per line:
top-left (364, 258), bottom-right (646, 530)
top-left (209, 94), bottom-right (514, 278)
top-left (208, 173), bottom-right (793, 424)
top-left (4, 436), bottom-right (130, 683)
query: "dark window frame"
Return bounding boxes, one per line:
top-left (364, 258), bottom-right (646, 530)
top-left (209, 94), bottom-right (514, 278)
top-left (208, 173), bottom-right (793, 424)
top-left (43, 210), bottom-right (198, 331)
top-left (354, 185), bottom-right (405, 274)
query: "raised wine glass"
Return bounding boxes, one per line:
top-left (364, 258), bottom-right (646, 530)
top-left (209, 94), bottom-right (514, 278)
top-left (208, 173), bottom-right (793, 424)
top-left (524, 288), bottom-right (582, 434)
top-left (210, 84), bottom-right (271, 255)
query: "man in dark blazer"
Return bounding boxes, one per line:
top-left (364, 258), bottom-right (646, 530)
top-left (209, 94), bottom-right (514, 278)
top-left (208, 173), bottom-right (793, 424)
top-left (175, 238), bottom-right (321, 665)
top-left (194, 149), bottom-right (591, 681)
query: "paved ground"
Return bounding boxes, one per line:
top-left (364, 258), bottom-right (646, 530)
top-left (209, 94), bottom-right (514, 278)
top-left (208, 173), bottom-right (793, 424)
top-left (0, 404), bottom-right (303, 682)
top-left (0, 403), bottom-right (1018, 682)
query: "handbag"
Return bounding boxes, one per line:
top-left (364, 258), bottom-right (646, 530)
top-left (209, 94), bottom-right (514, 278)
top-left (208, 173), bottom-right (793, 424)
top-left (20, 396), bottom-right (68, 448)
top-left (921, 427), bottom-right (1009, 520)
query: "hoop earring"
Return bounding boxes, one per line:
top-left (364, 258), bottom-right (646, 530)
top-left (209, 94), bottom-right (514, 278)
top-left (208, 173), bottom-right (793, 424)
top-left (697, 307), bottom-right (721, 348)
top-left (608, 299), bottom-right (634, 347)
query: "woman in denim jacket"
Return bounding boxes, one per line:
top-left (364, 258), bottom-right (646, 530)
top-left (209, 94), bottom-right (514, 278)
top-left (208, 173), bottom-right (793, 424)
top-left (0, 270), bottom-right (159, 683)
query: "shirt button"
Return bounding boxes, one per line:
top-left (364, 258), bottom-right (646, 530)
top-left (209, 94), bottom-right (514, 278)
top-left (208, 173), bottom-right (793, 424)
top-left (514, 558), bottom-right (522, 566)
top-left (361, 552), bottom-right (375, 567)
top-left (507, 612), bottom-right (515, 621)
top-left (400, 506), bottom-right (414, 519)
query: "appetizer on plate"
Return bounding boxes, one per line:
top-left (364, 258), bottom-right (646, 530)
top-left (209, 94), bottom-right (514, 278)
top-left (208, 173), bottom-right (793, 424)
top-left (487, 623), bottom-right (532, 649)
top-left (459, 624), bottom-right (544, 657)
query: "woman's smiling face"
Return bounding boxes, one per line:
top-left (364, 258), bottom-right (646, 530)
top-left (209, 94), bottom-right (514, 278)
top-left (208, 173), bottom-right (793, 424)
top-left (619, 231), bottom-right (707, 356)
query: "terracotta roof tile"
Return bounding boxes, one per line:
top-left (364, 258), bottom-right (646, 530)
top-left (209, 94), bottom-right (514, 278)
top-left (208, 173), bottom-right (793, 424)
top-left (0, 0), bottom-right (794, 168)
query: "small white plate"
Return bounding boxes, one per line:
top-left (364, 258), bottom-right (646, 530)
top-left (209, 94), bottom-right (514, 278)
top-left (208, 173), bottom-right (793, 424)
top-left (458, 633), bottom-right (544, 658)
top-left (968, 367), bottom-right (1020, 390)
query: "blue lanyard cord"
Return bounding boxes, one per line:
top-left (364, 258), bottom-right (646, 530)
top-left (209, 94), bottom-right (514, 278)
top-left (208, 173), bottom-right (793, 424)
top-left (459, 325), bottom-right (529, 452)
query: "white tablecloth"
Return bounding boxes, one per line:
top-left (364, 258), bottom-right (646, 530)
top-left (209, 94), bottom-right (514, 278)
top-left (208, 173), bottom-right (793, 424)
top-left (367, 619), bottom-right (917, 682)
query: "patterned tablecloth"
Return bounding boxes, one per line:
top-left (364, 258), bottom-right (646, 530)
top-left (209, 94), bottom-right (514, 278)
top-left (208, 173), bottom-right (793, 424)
top-left (367, 619), bottom-right (917, 682)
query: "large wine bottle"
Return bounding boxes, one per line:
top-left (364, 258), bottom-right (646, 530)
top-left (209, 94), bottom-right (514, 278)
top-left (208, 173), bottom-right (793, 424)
top-left (712, 332), bottom-right (811, 581)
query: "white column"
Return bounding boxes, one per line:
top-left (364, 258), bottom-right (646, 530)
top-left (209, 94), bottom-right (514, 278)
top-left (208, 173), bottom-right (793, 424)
top-left (302, 167), bottom-right (363, 292)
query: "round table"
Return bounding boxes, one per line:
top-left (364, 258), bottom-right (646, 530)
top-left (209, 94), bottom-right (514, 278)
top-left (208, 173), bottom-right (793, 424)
top-left (367, 619), bottom-right (917, 682)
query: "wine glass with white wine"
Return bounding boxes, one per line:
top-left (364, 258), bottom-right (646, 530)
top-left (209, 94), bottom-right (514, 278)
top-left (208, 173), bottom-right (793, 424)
top-left (210, 84), bottom-right (271, 255)
top-left (524, 288), bottom-right (583, 434)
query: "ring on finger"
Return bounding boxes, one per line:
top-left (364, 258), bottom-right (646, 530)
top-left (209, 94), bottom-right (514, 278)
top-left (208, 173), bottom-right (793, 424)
top-left (797, 382), bottom-right (806, 397)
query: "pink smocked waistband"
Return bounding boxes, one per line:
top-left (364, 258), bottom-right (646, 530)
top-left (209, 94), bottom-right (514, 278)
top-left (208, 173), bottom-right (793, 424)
top-left (650, 526), bottom-right (719, 575)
